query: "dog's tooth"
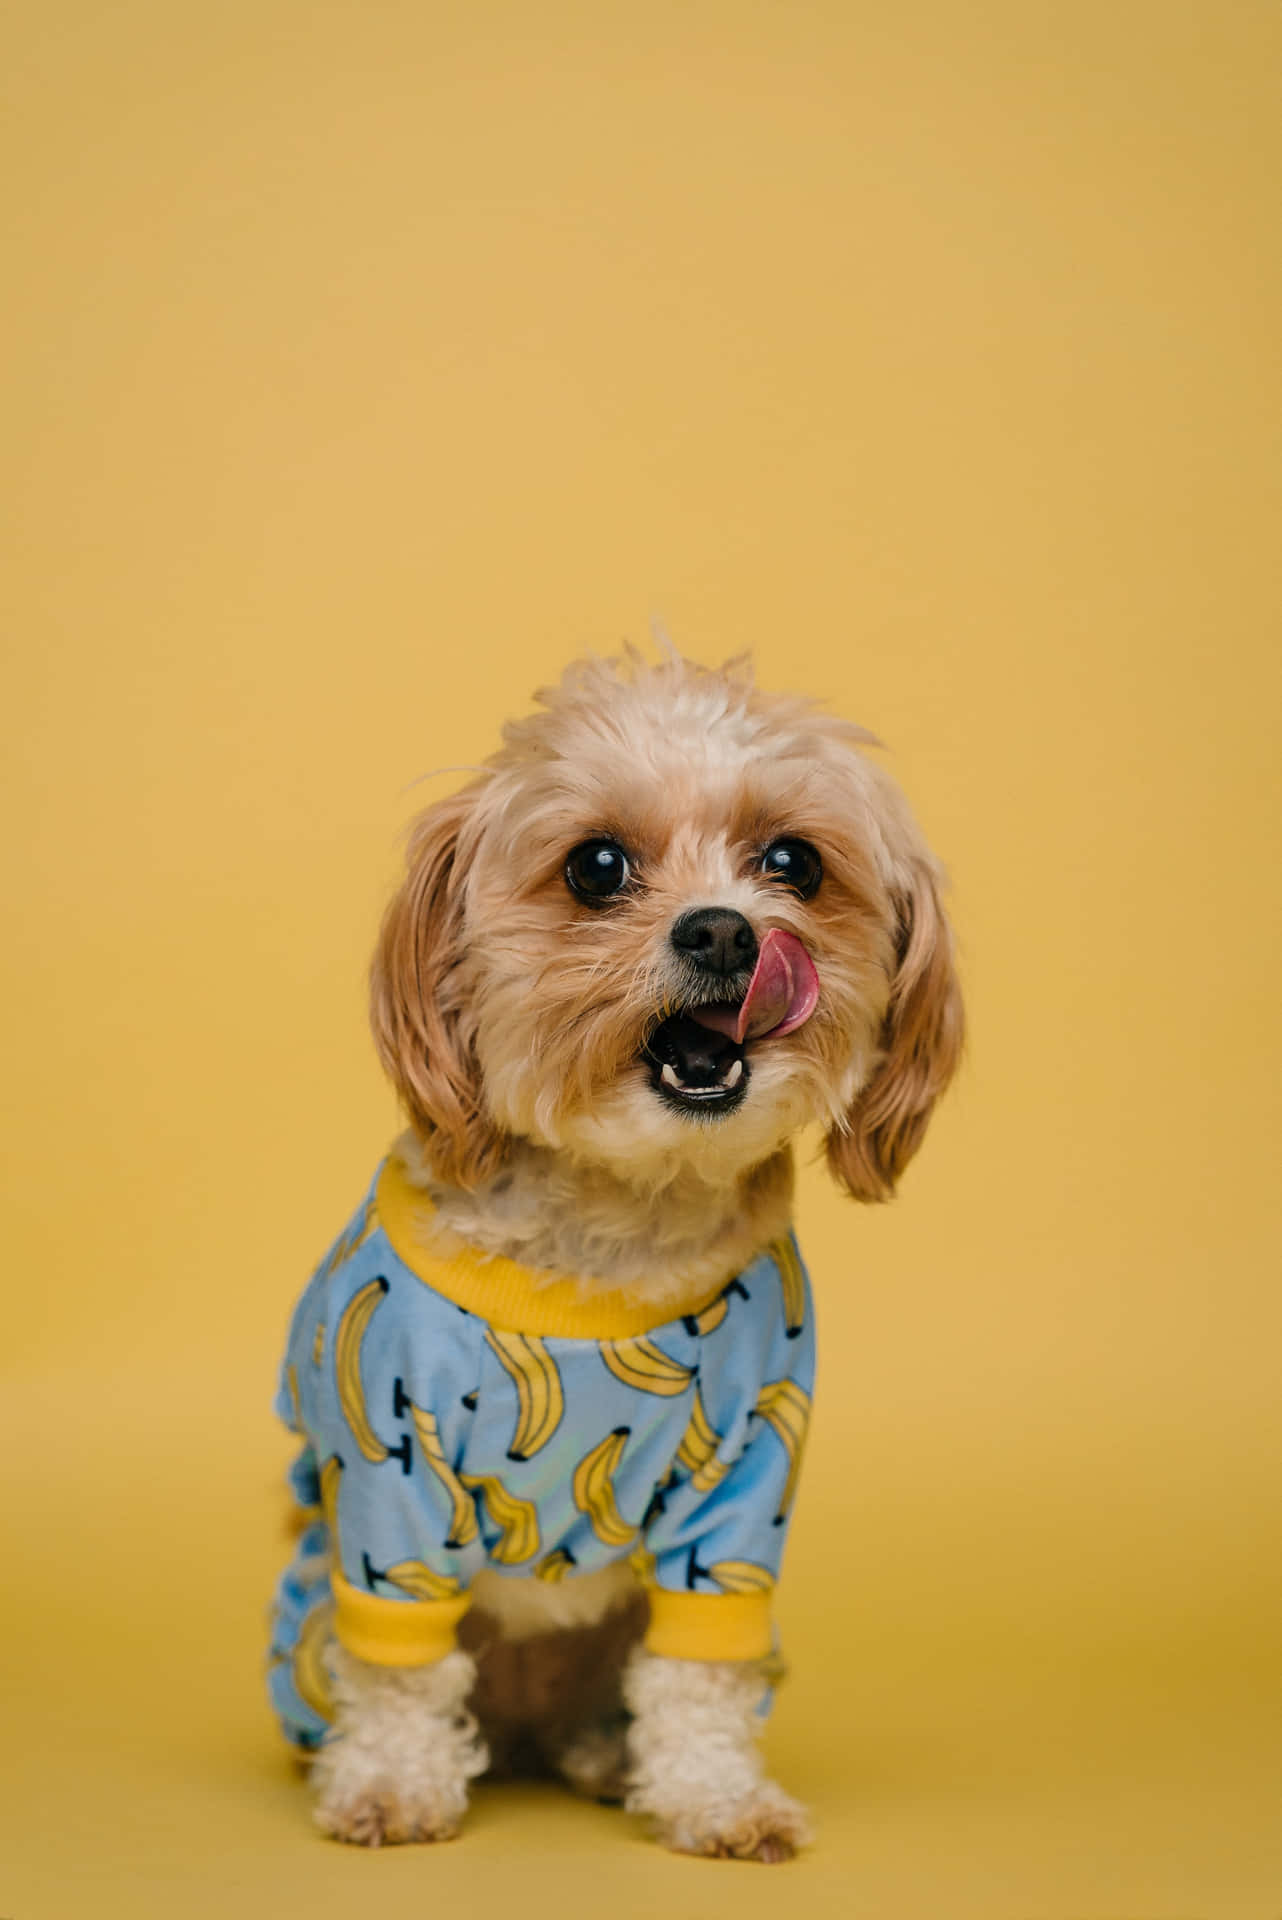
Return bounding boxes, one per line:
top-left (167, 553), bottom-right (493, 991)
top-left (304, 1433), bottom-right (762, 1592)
top-left (724, 1058), bottom-right (744, 1087)
top-left (661, 1064), bottom-right (681, 1089)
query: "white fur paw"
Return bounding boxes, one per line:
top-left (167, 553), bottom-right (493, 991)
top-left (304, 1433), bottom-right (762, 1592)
top-left (650, 1781), bottom-right (812, 1863)
top-left (310, 1715), bottom-right (484, 1846)
top-left (312, 1759), bottom-right (467, 1846)
top-left (309, 1645), bottom-right (487, 1846)
top-left (622, 1650), bottom-right (808, 1860)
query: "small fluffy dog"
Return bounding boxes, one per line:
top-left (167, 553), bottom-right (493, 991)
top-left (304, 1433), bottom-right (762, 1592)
top-left (269, 647), bottom-right (962, 1861)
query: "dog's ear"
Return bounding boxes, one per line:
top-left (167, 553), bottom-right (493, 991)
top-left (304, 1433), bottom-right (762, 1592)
top-left (369, 786), bottom-right (505, 1188)
top-left (826, 857), bottom-right (963, 1203)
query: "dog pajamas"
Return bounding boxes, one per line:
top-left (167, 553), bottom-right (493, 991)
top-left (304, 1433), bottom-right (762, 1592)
top-left (268, 1153), bottom-right (815, 1749)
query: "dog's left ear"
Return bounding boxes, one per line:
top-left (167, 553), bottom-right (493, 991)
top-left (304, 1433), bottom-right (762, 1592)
top-left (826, 856), bottom-right (963, 1203)
top-left (369, 784), bottom-right (506, 1189)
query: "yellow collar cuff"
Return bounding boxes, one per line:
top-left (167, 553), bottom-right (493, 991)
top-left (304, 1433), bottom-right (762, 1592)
top-left (375, 1155), bottom-right (731, 1340)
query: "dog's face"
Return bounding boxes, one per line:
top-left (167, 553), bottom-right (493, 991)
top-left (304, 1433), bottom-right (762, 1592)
top-left (372, 653), bottom-right (962, 1200)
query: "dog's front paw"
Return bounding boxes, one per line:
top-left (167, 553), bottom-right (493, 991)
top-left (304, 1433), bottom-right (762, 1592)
top-left (623, 1649), bottom-right (810, 1861)
top-left (309, 1645), bottom-right (487, 1847)
top-left (311, 1737), bottom-right (471, 1846)
top-left (651, 1780), bottom-right (812, 1863)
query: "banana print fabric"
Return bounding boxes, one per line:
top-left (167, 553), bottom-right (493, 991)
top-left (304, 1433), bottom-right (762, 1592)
top-left (268, 1157), bottom-right (815, 1751)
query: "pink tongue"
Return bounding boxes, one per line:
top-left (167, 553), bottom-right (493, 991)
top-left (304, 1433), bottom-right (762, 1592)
top-left (689, 929), bottom-right (820, 1044)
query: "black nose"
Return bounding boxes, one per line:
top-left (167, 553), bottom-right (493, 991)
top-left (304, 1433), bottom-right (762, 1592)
top-left (670, 907), bottom-right (758, 977)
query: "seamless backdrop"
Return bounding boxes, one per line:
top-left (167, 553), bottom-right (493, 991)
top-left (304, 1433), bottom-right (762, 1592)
top-left (2, 3), bottom-right (1280, 1917)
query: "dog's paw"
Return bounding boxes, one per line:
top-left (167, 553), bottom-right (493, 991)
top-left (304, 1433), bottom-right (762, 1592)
top-left (308, 1645), bottom-right (486, 1846)
top-left (651, 1781), bottom-right (812, 1863)
top-left (312, 1756), bottom-right (468, 1847)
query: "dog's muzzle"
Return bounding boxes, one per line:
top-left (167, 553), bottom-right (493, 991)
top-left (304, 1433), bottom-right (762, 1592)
top-left (642, 928), bottom-right (820, 1118)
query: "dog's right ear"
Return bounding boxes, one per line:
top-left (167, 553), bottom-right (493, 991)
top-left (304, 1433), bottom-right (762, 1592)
top-left (369, 786), bottom-right (504, 1188)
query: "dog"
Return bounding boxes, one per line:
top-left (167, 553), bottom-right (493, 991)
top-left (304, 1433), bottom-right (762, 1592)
top-left (268, 646), bottom-right (962, 1861)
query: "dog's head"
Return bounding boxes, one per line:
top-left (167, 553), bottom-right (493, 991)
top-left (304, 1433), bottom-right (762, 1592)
top-left (371, 650), bottom-right (962, 1200)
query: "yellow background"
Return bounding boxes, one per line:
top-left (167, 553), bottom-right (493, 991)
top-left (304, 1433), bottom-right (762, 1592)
top-left (3, 2), bottom-right (1279, 1915)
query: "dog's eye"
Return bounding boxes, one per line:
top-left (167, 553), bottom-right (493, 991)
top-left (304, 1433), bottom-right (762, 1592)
top-left (760, 838), bottom-right (822, 899)
top-left (565, 839), bottom-right (631, 905)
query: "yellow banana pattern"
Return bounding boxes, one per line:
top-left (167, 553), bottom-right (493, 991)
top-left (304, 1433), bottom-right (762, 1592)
top-left (769, 1235), bottom-right (806, 1339)
top-left (753, 1377), bottom-right (811, 1522)
top-left (629, 1540), bottom-right (657, 1584)
top-left (272, 1201), bottom-right (817, 1749)
top-left (709, 1559), bottom-right (775, 1594)
top-left (683, 1293), bottom-right (728, 1337)
top-left (285, 1361), bottom-right (304, 1430)
top-left (406, 1401), bottom-right (479, 1547)
top-left (333, 1276), bottom-right (390, 1463)
top-left (674, 1384), bottom-right (729, 1492)
top-left (318, 1453), bottom-right (343, 1532)
top-left (533, 1546), bottom-right (577, 1582)
top-left (599, 1336), bottom-right (696, 1396)
top-left (572, 1427), bottom-right (636, 1546)
top-left (383, 1559), bottom-right (464, 1602)
top-left (484, 1329), bottom-right (565, 1459)
top-left (460, 1472), bottom-right (540, 1564)
top-left (317, 1199), bottom-right (377, 1282)
top-left (291, 1600), bottom-right (336, 1722)
top-left (681, 1276), bottom-right (750, 1338)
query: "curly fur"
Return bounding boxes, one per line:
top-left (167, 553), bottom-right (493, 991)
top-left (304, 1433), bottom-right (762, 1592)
top-left (623, 1648), bottom-right (812, 1861)
top-left (311, 1647), bottom-right (487, 1845)
top-left (307, 647), bottom-right (962, 1857)
top-left (371, 647), bottom-right (962, 1204)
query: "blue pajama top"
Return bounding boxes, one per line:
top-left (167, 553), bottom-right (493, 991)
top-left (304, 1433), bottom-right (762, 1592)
top-left (268, 1150), bottom-right (815, 1748)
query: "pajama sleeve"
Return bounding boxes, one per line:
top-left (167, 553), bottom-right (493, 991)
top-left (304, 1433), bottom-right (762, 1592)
top-left (276, 1208), bottom-right (486, 1667)
top-left (638, 1235), bottom-right (817, 1662)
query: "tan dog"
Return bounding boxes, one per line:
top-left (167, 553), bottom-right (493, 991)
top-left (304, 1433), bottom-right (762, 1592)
top-left (282, 646), bottom-right (962, 1860)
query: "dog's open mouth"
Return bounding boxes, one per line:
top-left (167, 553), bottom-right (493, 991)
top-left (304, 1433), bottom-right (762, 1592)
top-left (644, 1011), bottom-right (750, 1115)
top-left (642, 930), bottom-right (821, 1119)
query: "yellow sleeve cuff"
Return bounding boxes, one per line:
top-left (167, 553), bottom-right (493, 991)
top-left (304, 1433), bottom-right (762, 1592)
top-left (331, 1569), bottom-right (471, 1666)
top-left (643, 1587), bottom-right (773, 1662)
